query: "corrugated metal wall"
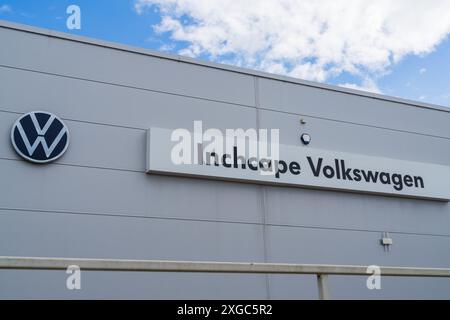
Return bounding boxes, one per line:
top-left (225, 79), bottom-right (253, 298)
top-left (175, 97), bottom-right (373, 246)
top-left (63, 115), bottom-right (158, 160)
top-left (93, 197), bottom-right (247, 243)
top-left (1, 22), bottom-right (449, 299)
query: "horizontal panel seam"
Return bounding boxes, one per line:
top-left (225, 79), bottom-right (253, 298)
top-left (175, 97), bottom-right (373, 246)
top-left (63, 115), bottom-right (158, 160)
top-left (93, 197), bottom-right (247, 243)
top-left (1, 207), bottom-right (450, 239)
top-left (258, 107), bottom-right (450, 141)
top-left (0, 157), bottom-right (144, 173)
top-left (0, 108), bottom-right (147, 131)
top-left (0, 64), bottom-right (255, 110)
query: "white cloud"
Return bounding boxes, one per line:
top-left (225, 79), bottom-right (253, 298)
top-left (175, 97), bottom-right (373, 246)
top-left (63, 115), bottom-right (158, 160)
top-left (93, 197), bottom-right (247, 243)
top-left (0, 4), bottom-right (11, 13)
top-left (135, 0), bottom-right (450, 91)
top-left (419, 68), bottom-right (427, 75)
top-left (159, 43), bottom-right (176, 52)
top-left (419, 95), bottom-right (427, 100)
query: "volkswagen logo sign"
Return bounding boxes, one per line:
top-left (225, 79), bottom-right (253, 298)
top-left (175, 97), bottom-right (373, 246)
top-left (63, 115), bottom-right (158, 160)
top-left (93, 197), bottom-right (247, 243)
top-left (11, 111), bottom-right (70, 164)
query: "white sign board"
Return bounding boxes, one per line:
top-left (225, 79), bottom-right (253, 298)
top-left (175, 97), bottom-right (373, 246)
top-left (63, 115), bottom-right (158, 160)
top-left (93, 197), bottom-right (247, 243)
top-left (146, 127), bottom-right (450, 201)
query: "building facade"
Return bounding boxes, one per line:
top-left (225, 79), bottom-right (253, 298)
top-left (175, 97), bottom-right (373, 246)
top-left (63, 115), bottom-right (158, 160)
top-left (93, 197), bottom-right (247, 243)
top-left (1, 20), bottom-right (450, 299)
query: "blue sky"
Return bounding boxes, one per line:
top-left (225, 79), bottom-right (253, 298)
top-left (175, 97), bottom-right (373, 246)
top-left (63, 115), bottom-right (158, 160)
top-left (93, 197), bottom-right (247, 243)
top-left (1, 0), bottom-right (449, 107)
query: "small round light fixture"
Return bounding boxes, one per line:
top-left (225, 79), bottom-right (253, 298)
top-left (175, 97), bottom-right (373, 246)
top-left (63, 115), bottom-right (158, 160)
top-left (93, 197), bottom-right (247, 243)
top-left (301, 133), bottom-right (311, 145)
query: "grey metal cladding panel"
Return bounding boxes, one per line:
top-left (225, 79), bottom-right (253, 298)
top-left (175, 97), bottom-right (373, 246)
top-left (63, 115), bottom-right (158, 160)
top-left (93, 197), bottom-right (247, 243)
top-left (0, 28), bottom-right (255, 107)
top-left (259, 109), bottom-right (450, 166)
top-left (259, 78), bottom-right (450, 139)
top-left (263, 185), bottom-right (450, 236)
top-left (0, 271), bottom-right (269, 299)
top-left (0, 160), bottom-right (263, 224)
top-left (329, 277), bottom-right (450, 299)
top-left (266, 225), bottom-right (450, 267)
top-left (1, 210), bottom-right (449, 299)
top-left (0, 67), bottom-right (257, 130)
top-left (0, 210), bottom-right (265, 261)
top-left (266, 226), bottom-right (450, 299)
top-left (259, 107), bottom-right (450, 235)
top-left (1, 157), bottom-right (448, 235)
top-left (0, 210), bottom-right (268, 299)
top-left (267, 275), bottom-right (450, 299)
top-left (0, 112), bottom-right (146, 172)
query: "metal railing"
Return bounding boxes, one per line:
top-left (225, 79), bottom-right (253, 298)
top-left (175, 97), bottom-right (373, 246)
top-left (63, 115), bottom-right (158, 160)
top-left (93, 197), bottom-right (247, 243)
top-left (1, 256), bottom-right (450, 299)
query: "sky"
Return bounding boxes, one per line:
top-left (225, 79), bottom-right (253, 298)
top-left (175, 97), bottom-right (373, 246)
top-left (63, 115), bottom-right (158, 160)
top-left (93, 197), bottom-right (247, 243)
top-left (1, 0), bottom-right (450, 107)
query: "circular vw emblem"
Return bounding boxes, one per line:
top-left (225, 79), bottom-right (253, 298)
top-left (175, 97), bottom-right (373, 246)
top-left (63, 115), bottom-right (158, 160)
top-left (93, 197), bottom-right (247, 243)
top-left (11, 111), bottom-right (70, 164)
